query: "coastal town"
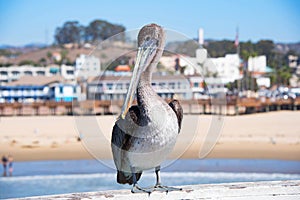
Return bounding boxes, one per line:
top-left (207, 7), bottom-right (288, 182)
top-left (0, 30), bottom-right (300, 116)
top-left (1, 1), bottom-right (300, 199)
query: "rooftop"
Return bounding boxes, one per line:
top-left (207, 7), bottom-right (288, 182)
top-left (7, 75), bottom-right (64, 86)
top-left (89, 74), bottom-right (188, 83)
top-left (115, 65), bottom-right (131, 72)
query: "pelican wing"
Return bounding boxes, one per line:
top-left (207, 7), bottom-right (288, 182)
top-left (168, 99), bottom-right (183, 133)
top-left (111, 105), bottom-right (143, 185)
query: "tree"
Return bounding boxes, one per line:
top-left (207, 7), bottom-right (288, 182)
top-left (270, 65), bottom-right (292, 86)
top-left (205, 40), bottom-right (236, 57)
top-left (278, 65), bottom-right (292, 85)
top-left (255, 40), bottom-right (274, 56)
top-left (60, 49), bottom-right (68, 60)
top-left (39, 57), bottom-right (47, 66)
top-left (55, 21), bottom-right (83, 45)
top-left (46, 51), bottom-right (52, 59)
top-left (85, 19), bottom-right (125, 43)
top-left (18, 60), bottom-right (38, 66)
top-left (0, 63), bottom-right (13, 67)
top-left (240, 41), bottom-right (257, 60)
top-left (54, 19), bottom-right (126, 45)
top-left (169, 40), bottom-right (199, 57)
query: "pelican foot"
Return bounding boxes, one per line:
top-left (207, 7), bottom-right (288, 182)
top-left (153, 184), bottom-right (182, 194)
top-left (131, 184), bottom-right (153, 195)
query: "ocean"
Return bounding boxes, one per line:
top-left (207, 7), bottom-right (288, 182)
top-left (1, 159), bottom-right (300, 199)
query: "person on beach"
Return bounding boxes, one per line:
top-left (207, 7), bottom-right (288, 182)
top-left (1, 155), bottom-right (8, 176)
top-left (8, 155), bottom-right (13, 176)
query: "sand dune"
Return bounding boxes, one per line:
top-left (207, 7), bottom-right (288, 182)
top-left (0, 111), bottom-right (300, 161)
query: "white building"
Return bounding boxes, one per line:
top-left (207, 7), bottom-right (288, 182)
top-left (49, 83), bottom-right (81, 102)
top-left (180, 56), bottom-right (199, 75)
top-left (248, 55), bottom-right (267, 73)
top-left (159, 55), bottom-right (200, 75)
top-left (288, 55), bottom-right (298, 68)
top-left (87, 74), bottom-right (192, 100)
top-left (75, 54), bottom-right (101, 78)
top-left (159, 56), bottom-right (177, 71)
top-left (61, 64), bottom-right (76, 81)
top-left (0, 76), bottom-right (81, 103)
top-left (198, 28), bottom-right (204, 45)
top-left (207, 54), bottom-right (241, 83)
top-left (256, 77), bottom-right (271, 88)
top-left (0, 65), bottom-right (78, 83)
top-left (197, 49), bottom-right (241, 84)
top-left (0, 65), bottom-right (61, 83)
top-left (188, 75), bottom-right (209, 99)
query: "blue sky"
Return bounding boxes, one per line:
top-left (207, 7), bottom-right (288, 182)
top-left (0, 0), bottom-right (299, 45)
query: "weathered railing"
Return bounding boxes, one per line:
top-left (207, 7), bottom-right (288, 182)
top-left (0, 97), bottom-right (299, 116)
top-left (18, 180), bottom-right (300, 200)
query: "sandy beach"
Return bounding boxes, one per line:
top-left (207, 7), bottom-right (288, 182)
top-left (0, 111), bottom-right (300, 161)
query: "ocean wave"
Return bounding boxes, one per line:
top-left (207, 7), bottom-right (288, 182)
top-left (0, 173), bottom-right (116, 182)
top-left (1, 171), bottom-right (300, 199)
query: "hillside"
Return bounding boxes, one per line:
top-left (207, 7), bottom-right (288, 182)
top-left (1, 40), bottom-right (299, 68)
top-left (0, 42), bottom-right (137, 68)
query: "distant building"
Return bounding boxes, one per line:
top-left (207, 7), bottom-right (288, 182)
top-left (197, 50), bottom-right (241, 84)
top-left (247, 55), bottom-right (272, 88)
top-left (208, 54), bottom-right (241, 83)
top-left (248, 55), bottom-right (267, 75)
top-left (52, 52), bottom-right (62, 62)
top-left (196, 48), bottom-right (207, 64)
top-left (182, 56), bottom-right (199, 75)
top-left (256, 77), bottom-right (271, 88)
top-left (87, 74), bottom-right (192, 101)
top-left (159, 55), bottom-right (199, 75)
top-left (0, 76), bottom-right (80, 103)
top-left (159, 56), bottom-right (178, 72)
top-left (61, 64), bottom-right (76, 81)
top-left (188, 75), bottom-right (208, 99)
top-left (75, 54), bottom-right (101, 79)
top-left (0, 65), bottom-right (61, 83)
top-left (49, 83), bottom-right (81, 102)
top-left (198, 28), bottom-right (204, 45)
top-left (0, 65), bottom-right (76, 83)
top-left (83, 43), bottom-right (93, 49)
top-left (115, 65), bottom-right (131, 72)
top-left (288, 55), bottom-right (298, 68)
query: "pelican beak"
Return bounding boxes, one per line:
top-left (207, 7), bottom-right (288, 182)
top-left (120, 39), bottom-right (158, 119)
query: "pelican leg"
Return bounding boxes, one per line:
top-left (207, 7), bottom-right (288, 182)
top-left (130, 167), bottom-right (152, 195)
top-left (153, 166), bottom-right (182, 193)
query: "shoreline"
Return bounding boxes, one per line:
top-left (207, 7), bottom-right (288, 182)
top-left (1, 111), bottom-right (300, 161)
top-left (7, 159), bottom-right (300, 176)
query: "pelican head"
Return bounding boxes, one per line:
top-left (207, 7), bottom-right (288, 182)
top-left (121, 24), bottom-right (165, 119)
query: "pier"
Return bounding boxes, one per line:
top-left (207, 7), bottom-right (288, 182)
top-left (18, 180), bottom-right (300, 200)
top-left (0, 97), bottom-right (299, 116)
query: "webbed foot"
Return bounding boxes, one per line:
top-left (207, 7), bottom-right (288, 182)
top-left (153, 184), bottom-right (182, 194)
top-left (131, 184), bottom-right (153, 195)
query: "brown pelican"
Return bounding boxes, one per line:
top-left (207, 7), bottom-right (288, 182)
top-left (111, 23), bottom-right (183, 194)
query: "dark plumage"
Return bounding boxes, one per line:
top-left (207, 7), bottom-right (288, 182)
top-left (168, 100), bottom-right (183, 133)
top-left (111, 106), bottom-right (144, 184)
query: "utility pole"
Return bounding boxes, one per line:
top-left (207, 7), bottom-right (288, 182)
top-left (235, 26), bottom-right (241, 95)
top-left (235, 27), bottom-right (240, 57)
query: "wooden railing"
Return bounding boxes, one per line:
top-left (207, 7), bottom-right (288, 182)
top-left (0, 97), bottom-right (299, 116)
